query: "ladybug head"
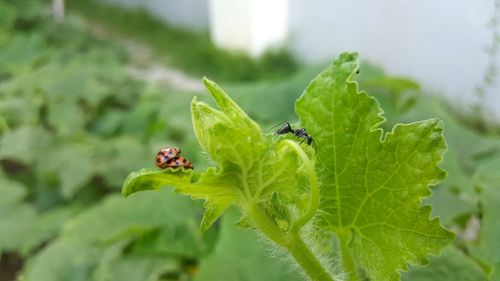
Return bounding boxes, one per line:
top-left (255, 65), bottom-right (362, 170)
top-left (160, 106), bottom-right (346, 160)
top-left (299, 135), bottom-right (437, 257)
top-left (156, 154), bottom-right (167, 168)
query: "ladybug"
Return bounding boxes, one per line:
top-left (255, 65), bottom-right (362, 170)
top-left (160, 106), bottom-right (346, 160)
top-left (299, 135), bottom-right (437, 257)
top-left (164, 156), bottom-right (194, 170)
top-left (155, 146), bottom-right (181, 169)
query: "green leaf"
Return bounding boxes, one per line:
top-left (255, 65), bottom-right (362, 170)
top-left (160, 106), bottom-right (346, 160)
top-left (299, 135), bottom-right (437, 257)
top-left (0, 126), bottom-right (51, 164)
top-left (471, 158), bottom-right (500, 278)
top-left (21, 240), bottom-right (100, 281)
top-left (0, 178), bottom-right (37, 252)
top-left (0, 95), bottom-right (41, 127)
top-left (122, 168), bottom-right (240, 233)
top-left (473, 157), bottom-right (500, 190)
top-left (93, 241), bottom-right (181, 281)
top-left (401, 247), bottom-right (488, 281)
top-left (0, 34), bottom-right (44, 73)
top-left (0, 175), bottom-right (27, 205)
top-left (47, 101), bottom-right (86, 136)
top-left (0, 177), bottom-right (72, 254)
top-left (96, 136), bottom-right (151, 188)
top-left (122, 169), bottom-right (193, 197)
top-left (401, 96), bottom-right (499, 161)
top-left (22, 188), bottom-right (212, 281)
top-left (191, 78), bottom-right (305, 228)
top-left (423, 187), bottom-right (476, 225)
top-left (192, 78), bottom-right (265, 167)
top-left (296, 52), bottom-right (454, 280)
top-left (39, 143), bottom-right (94, 198)
top-left (123, 78), bottom-right (303, 232)
top-left (64, 189), bottom-right (201, 244)
top-left (0, 2), bottom-right (16, 43)
top-left (20, 207), bottom-right (74, 254)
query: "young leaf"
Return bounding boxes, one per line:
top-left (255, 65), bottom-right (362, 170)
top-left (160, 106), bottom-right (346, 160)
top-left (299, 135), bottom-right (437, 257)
top-left (296, 52), bottom-right (454, 280)
top-left (124, 78), bottom-right (303, 233)
top-left (122, 168), bottom-right (240, 233)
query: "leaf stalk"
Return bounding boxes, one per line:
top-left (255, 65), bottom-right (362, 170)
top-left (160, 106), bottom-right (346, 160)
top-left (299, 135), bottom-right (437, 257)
top-left (247, 202), bottom-right (334, 281)
top-left (278, 140), bottom-right (320, 232)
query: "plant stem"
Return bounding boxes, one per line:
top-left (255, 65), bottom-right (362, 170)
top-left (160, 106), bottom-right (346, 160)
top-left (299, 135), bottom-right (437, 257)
top-left (278, 140), bottom-right (320, 232)
top-left (337, 229), bottom-right (359, 281)
top-left (287, 234), bottom-right (334, 281)
top-left (247, 203), bottom-right (334, 281)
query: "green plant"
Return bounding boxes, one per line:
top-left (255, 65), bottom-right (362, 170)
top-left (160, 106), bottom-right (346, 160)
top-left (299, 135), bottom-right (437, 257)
top-left (0, 2), bottom-right (207, 278)
top-left (123, 53), bottom-right (455, 281)
top-left (2, 1), bottom-right (500, 280)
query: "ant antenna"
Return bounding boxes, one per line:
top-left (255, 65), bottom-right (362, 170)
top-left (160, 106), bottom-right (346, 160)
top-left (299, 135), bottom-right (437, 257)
top-left (266, 120), bottom-right (288, 133)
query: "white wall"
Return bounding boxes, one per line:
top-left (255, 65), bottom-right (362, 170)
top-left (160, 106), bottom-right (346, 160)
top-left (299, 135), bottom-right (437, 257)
top-left (208, 0), bottom-right (288, 56)
top-left (100, 0), bottom-right (499, 119)
top-left (288, 0), bottom-right (500, 119)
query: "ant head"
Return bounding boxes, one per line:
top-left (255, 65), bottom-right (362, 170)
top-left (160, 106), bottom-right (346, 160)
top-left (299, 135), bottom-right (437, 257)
top-left (307, 136), bottom-right (317, 152)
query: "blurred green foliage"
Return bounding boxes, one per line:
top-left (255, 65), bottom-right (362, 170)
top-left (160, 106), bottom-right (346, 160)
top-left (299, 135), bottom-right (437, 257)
top-left (1, 1), bottom-right (500, 280)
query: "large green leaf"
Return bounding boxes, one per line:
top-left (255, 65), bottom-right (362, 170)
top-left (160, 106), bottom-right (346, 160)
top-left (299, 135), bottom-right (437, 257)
top-left (296, 52), bottom-right (454, 280)
top-left (400, 96), bottom-right (500, 197)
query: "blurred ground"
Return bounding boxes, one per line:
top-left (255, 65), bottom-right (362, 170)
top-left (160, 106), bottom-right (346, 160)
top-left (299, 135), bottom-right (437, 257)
top-left (87, 20), bottom-right (203, 91)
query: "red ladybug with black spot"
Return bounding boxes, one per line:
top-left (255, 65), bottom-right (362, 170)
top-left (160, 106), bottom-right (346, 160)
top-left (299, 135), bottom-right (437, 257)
top-left (155, 146), bottom-right (193, 170)
top-left (155, 146), bottom-right (181, 169)
top-left (164, 156), bottom-right (193, 169)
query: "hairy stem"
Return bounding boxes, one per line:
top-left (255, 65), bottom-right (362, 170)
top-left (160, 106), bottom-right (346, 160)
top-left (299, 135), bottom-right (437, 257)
top-left (278, 140), bottom-right (319, 232)
top-left (247, 203), bottom-right (334, 281)
top-left (287, 234), bottom-right (334, 281)
top-left (337, 229), bottom-right (359, 281)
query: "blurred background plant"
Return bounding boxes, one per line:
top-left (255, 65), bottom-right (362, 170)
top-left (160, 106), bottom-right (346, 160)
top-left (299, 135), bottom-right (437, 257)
top-left (0, 0), bottom-right (499, 280)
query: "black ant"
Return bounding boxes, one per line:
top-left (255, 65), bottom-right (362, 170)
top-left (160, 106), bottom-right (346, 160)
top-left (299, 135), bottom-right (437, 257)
top-left (271, 121), bottom-right (315, 147)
